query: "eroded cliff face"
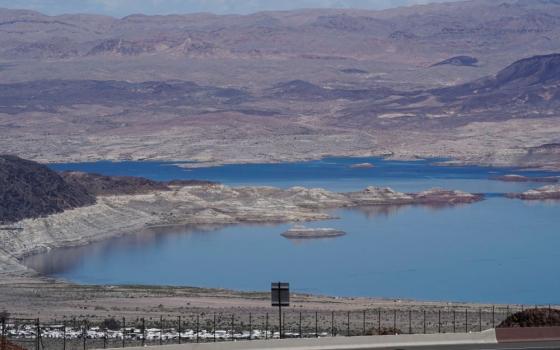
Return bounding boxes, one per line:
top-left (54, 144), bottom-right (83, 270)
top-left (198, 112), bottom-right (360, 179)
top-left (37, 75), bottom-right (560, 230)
top-left (0, 184), bottom-right (483, 275)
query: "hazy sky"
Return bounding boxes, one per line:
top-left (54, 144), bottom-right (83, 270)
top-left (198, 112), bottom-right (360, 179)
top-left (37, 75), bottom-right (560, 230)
top-left (0, 0), bottom-right (460, 17)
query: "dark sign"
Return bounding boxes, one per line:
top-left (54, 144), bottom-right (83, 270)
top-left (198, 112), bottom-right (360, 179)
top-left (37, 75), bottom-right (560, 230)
top-left (271, 282), bottom-right (290, 307)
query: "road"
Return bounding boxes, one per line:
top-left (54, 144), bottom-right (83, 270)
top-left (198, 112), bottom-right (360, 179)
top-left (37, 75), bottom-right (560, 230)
top-left (377, 341), bottom-right (560, 350)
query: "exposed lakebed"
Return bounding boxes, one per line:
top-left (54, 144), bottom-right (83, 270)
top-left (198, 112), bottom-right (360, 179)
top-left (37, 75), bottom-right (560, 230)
top-left (24, 157), bottom-right (560, 304)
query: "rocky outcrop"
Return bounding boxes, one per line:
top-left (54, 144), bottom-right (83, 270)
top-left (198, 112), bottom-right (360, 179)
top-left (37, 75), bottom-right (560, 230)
top-left (350, 162), bottom-right (375, 169)
top-left (431, 56), bottom-right (478, 67)
top-left (492, 174), bottom-right (558, 183)
top-left (508, 185), bottom-right (560, 200)
top-left (0, 183), bottom-right (484, 275)
top-left (0, 155), bottom-right (95, 224)
top-left (61, 172), bottom-right (170, 196)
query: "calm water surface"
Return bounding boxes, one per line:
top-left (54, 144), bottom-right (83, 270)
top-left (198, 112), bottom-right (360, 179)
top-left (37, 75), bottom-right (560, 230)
top-left (26, 158), bottom-right (560, 304)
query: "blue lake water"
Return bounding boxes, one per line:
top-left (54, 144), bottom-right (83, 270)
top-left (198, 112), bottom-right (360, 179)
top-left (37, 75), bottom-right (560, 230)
top-left (27, 157), bottom-right (560, 304)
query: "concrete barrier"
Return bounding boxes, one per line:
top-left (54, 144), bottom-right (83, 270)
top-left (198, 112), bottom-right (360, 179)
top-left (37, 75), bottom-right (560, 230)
top-left (496, 327), bottom-right (560, 343)
top-left (111, 330), bottom-right (498, 350)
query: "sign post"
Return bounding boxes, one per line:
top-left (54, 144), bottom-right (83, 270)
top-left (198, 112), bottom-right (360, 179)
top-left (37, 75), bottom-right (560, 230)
top-left (271, 282), bottom-right (290, 339)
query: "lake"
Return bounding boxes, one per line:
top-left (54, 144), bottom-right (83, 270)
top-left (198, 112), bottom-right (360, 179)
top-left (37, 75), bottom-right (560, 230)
top-left (24, 157), bottom-right (560, 304)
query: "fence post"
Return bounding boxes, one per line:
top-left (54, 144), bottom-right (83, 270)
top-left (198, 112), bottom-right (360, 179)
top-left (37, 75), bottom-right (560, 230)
top-left (378, 309), bottom-right (381, 335)
top-left (249, 313), bottom-right (253, 340)
top-left (363, 310), bottom-right (366, 336)
top-left (63, 321), bottom-right (67, 350)
top-left (492, 306), bottom-right (495, 328)
top-left (213, 313), bottom-right (217, 343)
top-left (423, 310), bottom-right (426, 334)
top-left (265, 313), bottom-right (268, 340)
top-left (299, 312), bottom-right (302, 338)
top-left (104, 327), bottom-right (107, 349)
top-left (438, 310), bottom-right (441, 333)
top-left (83, 319), bottom-right (87, 350)
top-left (159, 316), bottom-right (163, 346)
top-left (347, 311), bottom-right (350, 337)
top-left (36, 318), bottom-right (41, 350)
top-left (315, 312), bottom-right (318, 338)
top-left (231, 314), bottom-right (234, 341)
top-left (465, 309), bottom-right (468, 333)
top-left (331, 311), bottom-right (335, 337)
top-left (1, 317), bottom-right (5, 350)
top-left (453, 310), bottom-right (456, 333)
top-left (506, 305), bottom-right (510, 317)
top-left (196, 314), bottom-right (200, 343)
top-left (142, 318), bottom-right (145, 347)
top-left (393, 310), bottom-right (396, 333)
top-left (409, 310), bottom-right (412, 334)
top-left (479, 309), bottom-right (482, 332)
top-left (177, 316), bottom-right (181, 345)
top-left (122, 317), bottom-right (125, 348)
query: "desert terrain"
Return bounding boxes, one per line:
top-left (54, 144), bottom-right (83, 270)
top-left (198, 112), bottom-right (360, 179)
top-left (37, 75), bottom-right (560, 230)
top-left (0, 0), bottom-right (560, 169)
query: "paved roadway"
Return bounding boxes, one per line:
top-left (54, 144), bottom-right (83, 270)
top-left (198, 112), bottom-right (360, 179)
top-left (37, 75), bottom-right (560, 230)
top-left (376, 341), bottom-right (560, 350)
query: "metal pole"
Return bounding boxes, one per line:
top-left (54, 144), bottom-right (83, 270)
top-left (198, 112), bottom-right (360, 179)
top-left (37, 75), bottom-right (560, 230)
top-left (196, 315), bottom-right (200, 343)
top-left (213, 313), bottom-right (216, 343)
top-left (438, 310), bottom-right (441, 333)
top-left (122, 317), bottom-right (125, 348)
top-left (142, 318), bottom-right (145, 347)
top-left (278, 283), bottom-right (282, 339)
top-left (331, 311), bottom-right (334, 337)
top-left (177, 316), bottom-right (181, 345)
top-left (378, 309), bottom-right (381, 335)
top-left (393, 310), bottom-right (396, 333)
top-left (83, 320), bottom-right (87, 350)
top-left (231, 314), bottom-right (234, 341)
top-left (347, 311), bottom-right (350, 337)
top-left (423, 310), bottom-right (426, 334)
top-left (453, 310), bottom-right (456, 333)
top-left (492, 306), bottom-right (495, 328)
top-left (299, 312), bottom-right (302, 338)
top-left (250, 313), bottom-right (253, 340)
top-left (265, 313), bottom-right (268, 340)
top-left (479, 309), bottom-right (482, 332)
top-left (315, 312), bottom-right (318, 338)
top-left (63, 321), bottom-right (66, 350)
top-left (36, 318), bottom-right (40, 350)
top-left (363, 310), bottom-right (366, 336)
top-left (506, 305), bottom-right (509, 317)
top-left (465, 309), bottom-right (468, 333)
top-left (409, 310), bottom-right (412, 334)
top-left (160, 316), bottom-right (163, 346)
top-left (1, 317), bottom-right (5, 350)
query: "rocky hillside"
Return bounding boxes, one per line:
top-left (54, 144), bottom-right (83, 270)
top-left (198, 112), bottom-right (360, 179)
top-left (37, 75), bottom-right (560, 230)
top-left (0, 155), bottom-right (95, 224)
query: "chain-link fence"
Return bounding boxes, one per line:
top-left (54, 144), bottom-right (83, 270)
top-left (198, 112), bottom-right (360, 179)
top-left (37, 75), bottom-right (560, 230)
top-left (0, 305), bottom-right (551, 350)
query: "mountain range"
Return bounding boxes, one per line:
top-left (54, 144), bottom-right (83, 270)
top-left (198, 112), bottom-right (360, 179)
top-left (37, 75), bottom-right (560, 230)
top-left (1, 0), bottom-right (560, 169)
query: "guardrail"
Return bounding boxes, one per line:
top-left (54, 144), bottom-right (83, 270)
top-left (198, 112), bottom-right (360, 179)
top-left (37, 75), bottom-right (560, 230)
top-left (0, 305), bottom-right (552, 350)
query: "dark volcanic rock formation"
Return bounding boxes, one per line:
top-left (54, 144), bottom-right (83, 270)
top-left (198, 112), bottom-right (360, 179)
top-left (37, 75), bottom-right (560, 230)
top-left (431, 56), bottom-right (479, 67)
top-left (0, 155), bottom-right (95, 224)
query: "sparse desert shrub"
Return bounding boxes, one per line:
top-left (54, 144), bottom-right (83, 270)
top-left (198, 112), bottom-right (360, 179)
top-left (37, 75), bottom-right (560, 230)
top-left (498, 308), bottom-right (560, 328)
top-left (366, 327), bottom-right (402, 335)
top-left (101, 317), bottom-right (121, 330)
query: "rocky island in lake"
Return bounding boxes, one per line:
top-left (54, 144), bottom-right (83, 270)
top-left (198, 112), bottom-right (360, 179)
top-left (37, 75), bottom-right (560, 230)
top-left (282, 225), bottom-right (346, 239)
